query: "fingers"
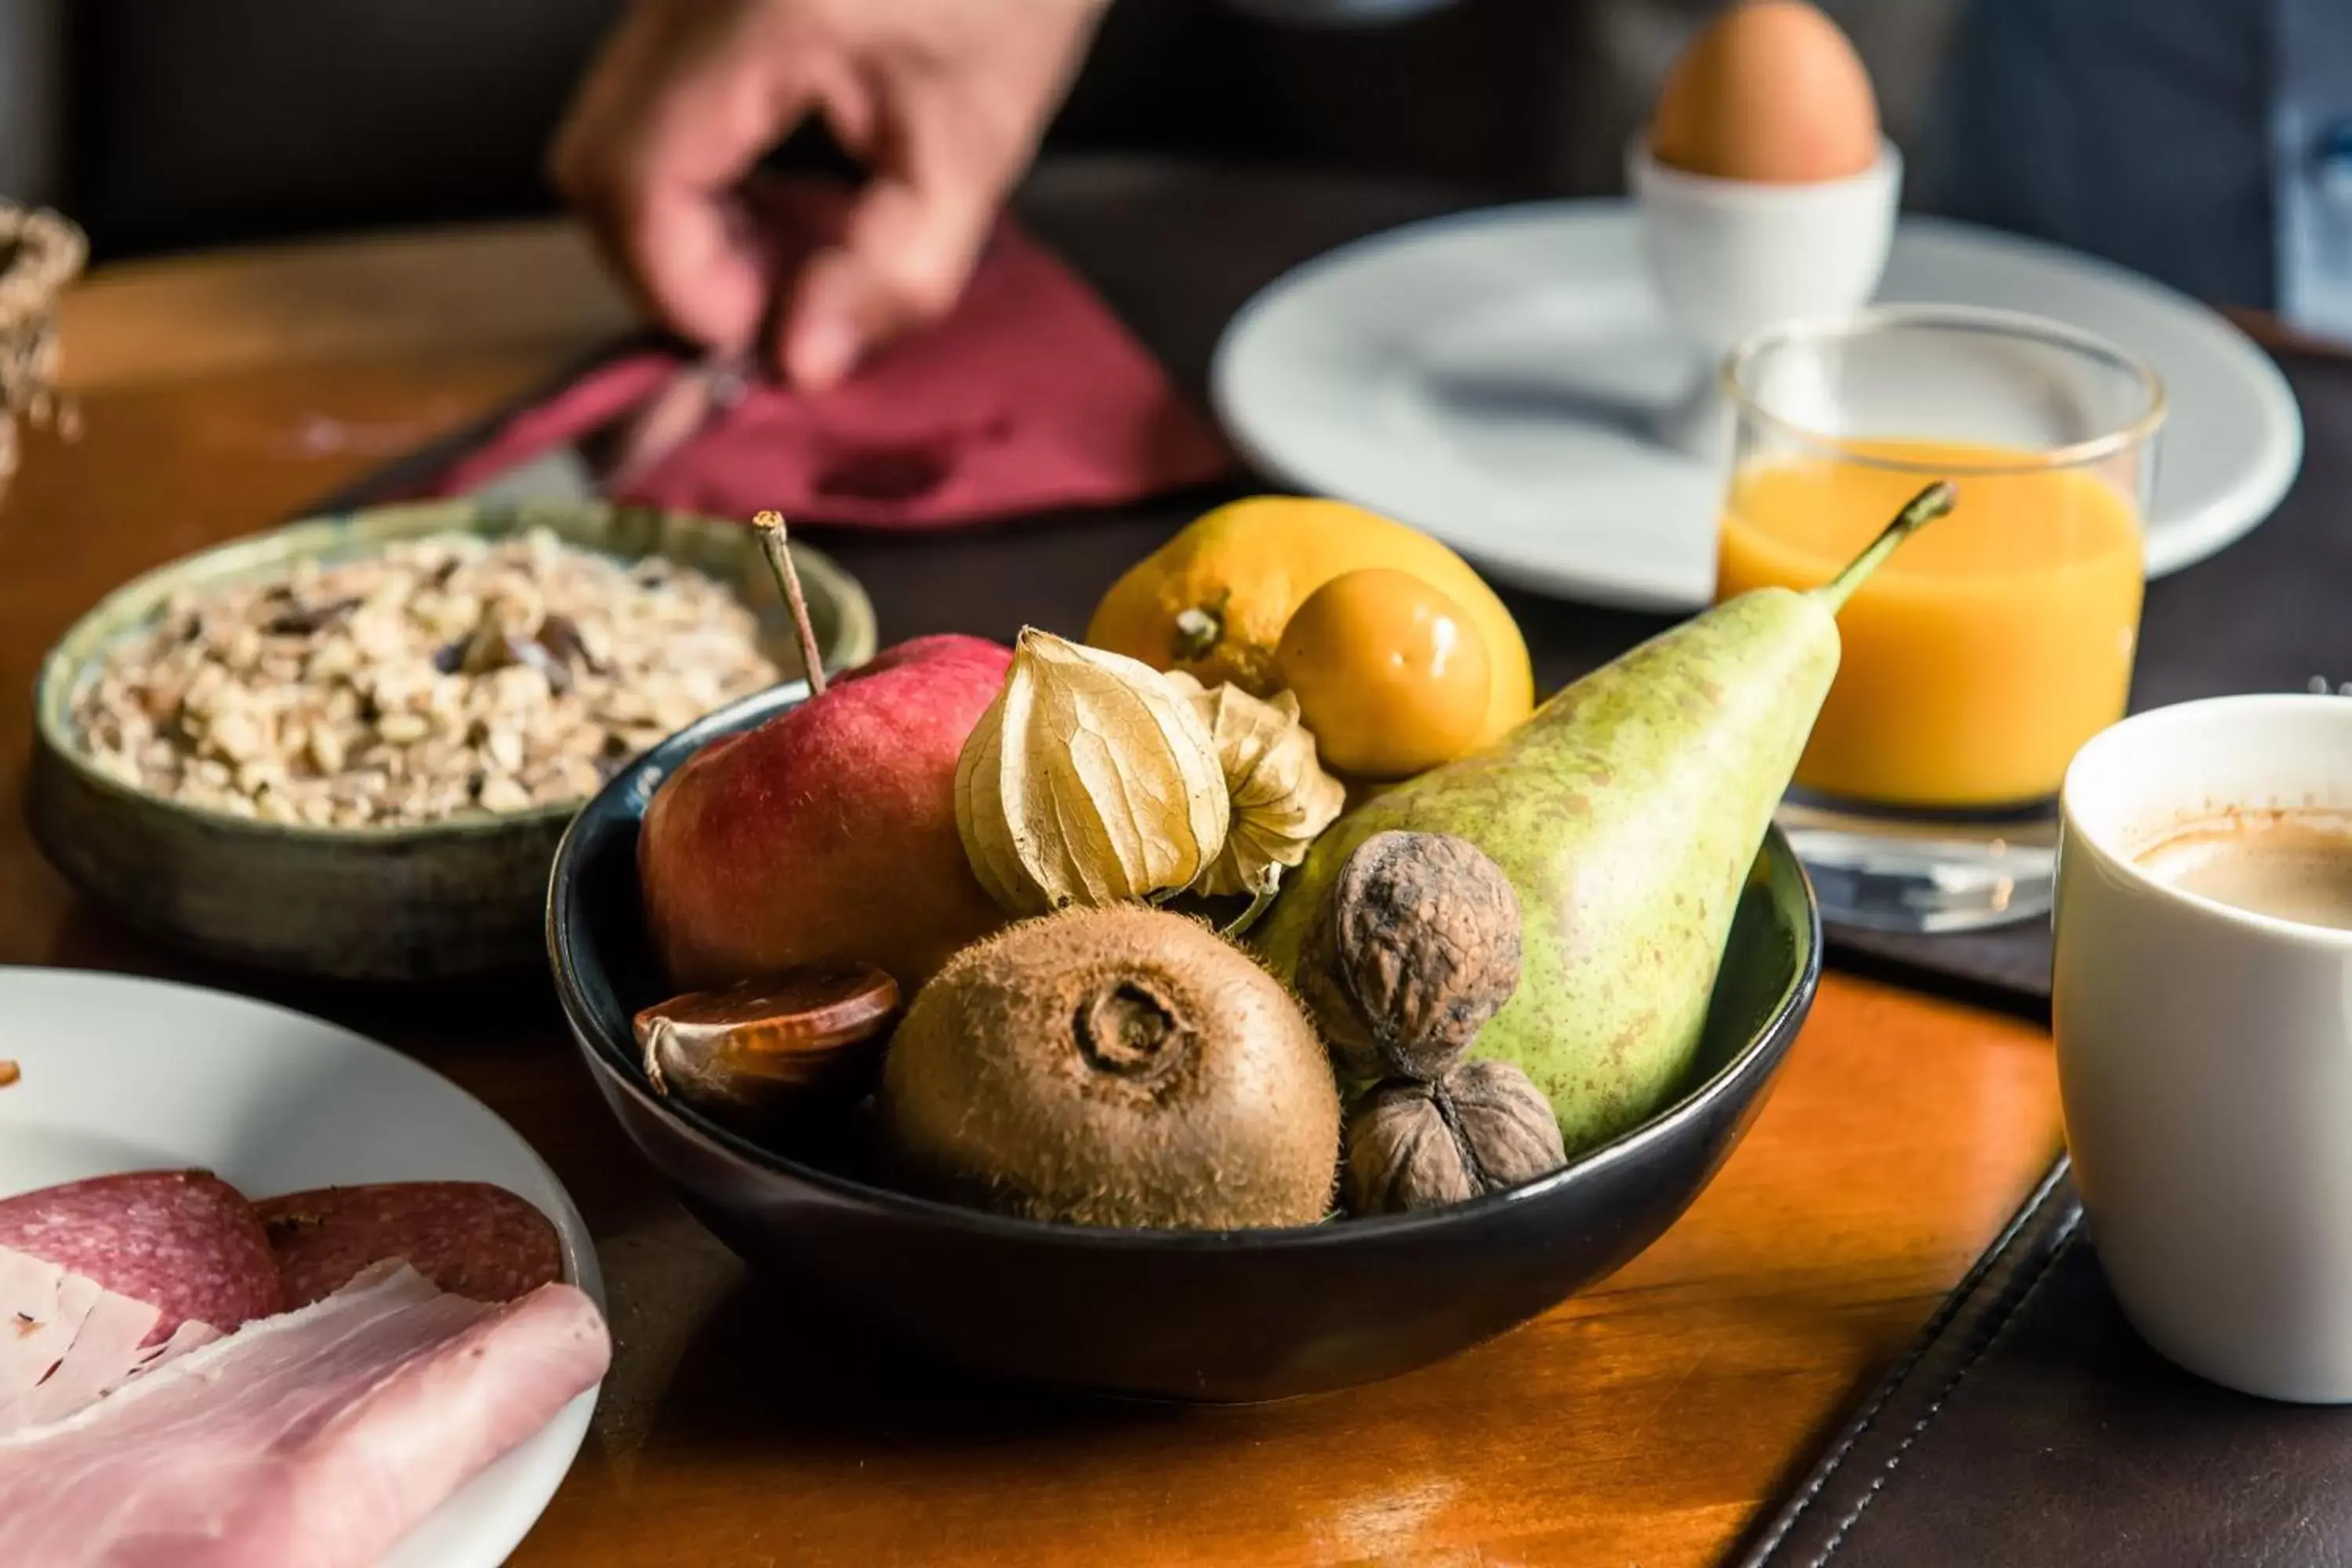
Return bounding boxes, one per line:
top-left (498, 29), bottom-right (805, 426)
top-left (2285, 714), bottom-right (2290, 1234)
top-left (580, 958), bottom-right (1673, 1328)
top-left (551, 1), bottom-right (805, 354)
top-left (773, 2), bottom-right (1094, 390)
top-left (557, 0), bottom-right (1106, 386)
top-left (622, 177), bottom-right (775, 354)
top-left (778, 172), bottom-right (999, 390)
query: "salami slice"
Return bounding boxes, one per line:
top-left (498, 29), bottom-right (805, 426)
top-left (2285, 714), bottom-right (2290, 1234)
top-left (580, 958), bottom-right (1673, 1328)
top-left (256, 1182), bottom-right (564, 1308)
top-left (0, 1171), bottom-right (281, 1344)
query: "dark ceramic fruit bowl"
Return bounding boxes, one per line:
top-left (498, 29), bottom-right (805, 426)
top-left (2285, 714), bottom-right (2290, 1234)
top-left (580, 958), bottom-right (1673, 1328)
top-left (548, 683), bottom-right (1822, 1403)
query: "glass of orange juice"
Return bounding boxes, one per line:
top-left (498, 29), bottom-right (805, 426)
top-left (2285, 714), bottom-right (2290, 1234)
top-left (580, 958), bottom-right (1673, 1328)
top-left (1716, 305), bottom-right (2164, 933)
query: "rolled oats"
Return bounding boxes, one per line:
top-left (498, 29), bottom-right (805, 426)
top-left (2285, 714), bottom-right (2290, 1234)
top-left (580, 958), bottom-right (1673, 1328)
top-left (72, 528), bottom-right (785, 827)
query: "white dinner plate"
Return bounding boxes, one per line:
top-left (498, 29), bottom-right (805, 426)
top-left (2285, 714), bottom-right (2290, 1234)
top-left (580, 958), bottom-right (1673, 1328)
top-left (0, 967), bottom-right (602, 1568)
top-left (1212, 201), bottom-right (2305, 611)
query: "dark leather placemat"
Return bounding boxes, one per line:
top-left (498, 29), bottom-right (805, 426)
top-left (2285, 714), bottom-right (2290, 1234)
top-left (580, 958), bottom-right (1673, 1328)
top-left (1738, 1159), bottom-right (2352, 1567)
top-left (1830, 922), bottom-right (2056, 1014)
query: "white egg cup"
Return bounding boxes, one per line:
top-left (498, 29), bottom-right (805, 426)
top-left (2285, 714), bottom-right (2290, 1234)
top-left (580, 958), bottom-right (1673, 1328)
top-left (1628, 136), bottom-right (1904, 460)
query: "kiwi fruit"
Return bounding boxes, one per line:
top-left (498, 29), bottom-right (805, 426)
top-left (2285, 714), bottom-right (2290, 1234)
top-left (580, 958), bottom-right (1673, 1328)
top-left (877, 905), bottom-right (1341, 1229)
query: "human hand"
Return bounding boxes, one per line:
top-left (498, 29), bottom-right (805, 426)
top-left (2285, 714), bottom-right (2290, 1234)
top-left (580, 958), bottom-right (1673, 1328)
top-left (552, 0), bottom-right (1105, 390)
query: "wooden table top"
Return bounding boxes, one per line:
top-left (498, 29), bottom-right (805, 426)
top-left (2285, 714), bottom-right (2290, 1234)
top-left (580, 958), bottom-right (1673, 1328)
top-left (4, 211), bottom-right (2062, 1568)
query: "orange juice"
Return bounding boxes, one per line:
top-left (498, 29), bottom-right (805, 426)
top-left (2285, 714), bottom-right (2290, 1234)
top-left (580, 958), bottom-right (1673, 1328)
top-left (1716, 438), bottom-right (2143, 806)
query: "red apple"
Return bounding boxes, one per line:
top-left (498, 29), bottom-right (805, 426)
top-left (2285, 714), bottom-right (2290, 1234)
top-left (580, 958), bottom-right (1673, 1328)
top-left (639, 633), bottom-right (1014, 993)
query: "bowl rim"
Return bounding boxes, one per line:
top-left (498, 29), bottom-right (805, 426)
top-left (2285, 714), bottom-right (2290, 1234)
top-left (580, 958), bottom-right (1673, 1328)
top-left (32, 498), bottom-right (878, 846)
top-left (547, 681), bottom-right (1824, 1250)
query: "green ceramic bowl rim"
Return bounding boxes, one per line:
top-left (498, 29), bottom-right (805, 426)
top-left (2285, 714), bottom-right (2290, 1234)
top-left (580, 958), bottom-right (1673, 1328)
top-left (33, 499), bottom-right (879, 847)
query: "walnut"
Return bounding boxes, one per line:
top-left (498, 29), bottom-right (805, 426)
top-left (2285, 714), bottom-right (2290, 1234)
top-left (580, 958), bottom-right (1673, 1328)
top-left (1294, 830), bottom-right (1523, 1083)
top-left (1344, 1058), bottom-right (1567, 1215)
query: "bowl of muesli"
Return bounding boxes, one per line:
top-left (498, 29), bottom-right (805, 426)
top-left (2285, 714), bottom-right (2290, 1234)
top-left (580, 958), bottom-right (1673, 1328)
top-left (27, 497), bottom-right (875, 981)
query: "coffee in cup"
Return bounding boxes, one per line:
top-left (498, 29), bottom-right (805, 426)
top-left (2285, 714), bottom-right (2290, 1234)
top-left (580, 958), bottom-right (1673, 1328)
top-left (2132, 810), bottom-right (2352, 931)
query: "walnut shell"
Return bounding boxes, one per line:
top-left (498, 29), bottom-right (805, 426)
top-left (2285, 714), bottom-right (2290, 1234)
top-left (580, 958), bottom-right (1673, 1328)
top-left (1343, 1058), bottom-right (1567, 1216)
top-left (1294, 830), bottom-right (1523, 1083)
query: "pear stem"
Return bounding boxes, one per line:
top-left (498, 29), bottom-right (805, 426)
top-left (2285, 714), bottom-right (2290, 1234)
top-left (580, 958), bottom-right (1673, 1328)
top-left (1810, 481), bottom-right (1957, 614)
top-left (753, 509), bottom-right (827, 698)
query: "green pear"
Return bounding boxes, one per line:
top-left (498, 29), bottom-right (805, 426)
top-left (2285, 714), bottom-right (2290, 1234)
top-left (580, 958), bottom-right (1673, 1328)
top-left (1258, 483), bottom-right (1954, 1156)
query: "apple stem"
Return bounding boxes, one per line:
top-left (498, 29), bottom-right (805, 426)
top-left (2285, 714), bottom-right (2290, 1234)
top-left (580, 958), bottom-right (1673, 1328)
top-left (753, 509), bottom-right (827, 699)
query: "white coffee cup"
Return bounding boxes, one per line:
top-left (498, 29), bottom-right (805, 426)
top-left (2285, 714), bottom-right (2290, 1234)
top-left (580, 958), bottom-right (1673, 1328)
top-left (2054, 693), bottom-right (2352, 1402)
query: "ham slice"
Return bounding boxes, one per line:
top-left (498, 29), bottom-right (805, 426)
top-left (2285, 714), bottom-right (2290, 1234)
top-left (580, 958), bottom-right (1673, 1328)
top-left (0, 1261), bottom-right (611, 1568)
top-left (0, 1247), bottom-right (220, 1437)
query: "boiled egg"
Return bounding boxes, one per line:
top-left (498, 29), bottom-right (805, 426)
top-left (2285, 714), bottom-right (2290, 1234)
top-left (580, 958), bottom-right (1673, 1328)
top-left (1649, 1), bottom-right (1879, 183)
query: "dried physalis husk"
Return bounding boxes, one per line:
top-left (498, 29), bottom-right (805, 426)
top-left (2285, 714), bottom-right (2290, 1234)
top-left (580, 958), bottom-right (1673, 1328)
top-left (634, 965), bottom-right (900, 1134)
top-left (1343, 1058), bottom-right (1566, 1216)
top-left (1295, 830), bottom-right (1523, 1083)
top-left (956, 629), bottom-right (1231, 915)
top-left (1164, 673), bottom-right (1345, 902)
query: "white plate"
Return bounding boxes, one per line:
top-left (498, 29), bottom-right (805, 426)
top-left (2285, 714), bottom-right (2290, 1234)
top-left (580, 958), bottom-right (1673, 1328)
top-left (1212, 201), bottom-right (2305, 611)
top-left (0, 967), bottom-right (602, 1568)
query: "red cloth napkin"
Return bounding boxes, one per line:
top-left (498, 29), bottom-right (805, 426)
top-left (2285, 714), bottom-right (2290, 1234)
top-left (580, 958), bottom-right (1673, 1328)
top-left (434, 192), bottom-right (1232, 526)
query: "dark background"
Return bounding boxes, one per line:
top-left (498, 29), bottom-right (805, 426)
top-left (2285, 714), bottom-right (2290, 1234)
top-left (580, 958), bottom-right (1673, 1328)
top-left (43, 0), bottom-right (1961, 262)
